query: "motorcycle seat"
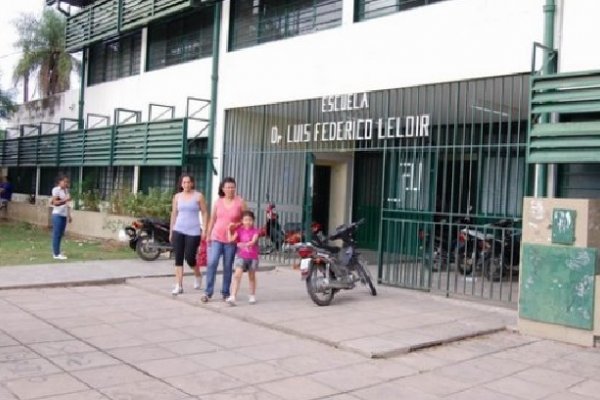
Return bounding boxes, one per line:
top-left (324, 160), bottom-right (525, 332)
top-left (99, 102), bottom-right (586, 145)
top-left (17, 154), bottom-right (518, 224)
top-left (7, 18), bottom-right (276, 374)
top-left (315, 243), bottom-right (340, 254)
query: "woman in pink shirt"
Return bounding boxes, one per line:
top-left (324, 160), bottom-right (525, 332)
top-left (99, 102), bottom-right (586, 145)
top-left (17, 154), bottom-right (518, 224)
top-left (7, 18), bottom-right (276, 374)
top-left (201, 177), bottom-right (246, 302)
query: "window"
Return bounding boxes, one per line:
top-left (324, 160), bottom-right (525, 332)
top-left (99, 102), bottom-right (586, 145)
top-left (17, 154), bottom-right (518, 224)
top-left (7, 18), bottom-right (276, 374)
top-left (88, 32), bottom-right (142, 85)
top-left (355, 0), bottom-right (448, 22)
top-left (147, 10), bottom-right (214, 71)
top-left (230, 0), bottom-right (343, 51)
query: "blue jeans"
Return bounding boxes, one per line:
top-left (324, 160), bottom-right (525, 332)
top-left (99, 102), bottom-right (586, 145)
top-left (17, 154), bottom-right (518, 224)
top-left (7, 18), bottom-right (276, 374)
top-left (52, 214), bottom-right (67, 256)
top-left (204, 241), bottom-right (237, 298)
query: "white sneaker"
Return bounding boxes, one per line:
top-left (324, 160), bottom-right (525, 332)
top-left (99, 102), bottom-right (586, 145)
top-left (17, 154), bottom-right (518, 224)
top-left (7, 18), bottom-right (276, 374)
top-left (226, 296), bottom-right (236, 306)
top-left (171, 285), bottom-right (183, 295)
top-left (193, 276), bottom-right (202, 290)
top-left (248, 295), bottom-right (256, 305)
top-left (53, 254), bottom-right (68, 260)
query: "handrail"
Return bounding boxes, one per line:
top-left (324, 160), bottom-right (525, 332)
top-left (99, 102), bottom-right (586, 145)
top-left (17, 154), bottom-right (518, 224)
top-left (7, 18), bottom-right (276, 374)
top-left (60, 118), bottom-right (81, 132)
top-left (21, 124), bottom-right (41, 137)
top-left (86, 113), bottom-right (111, 128)
top-left (531, 41), bottom-right (558, 76)
top-left (149, 103), bottom-right (175, 121)
top-left (114, 107), bottom-right (142, 125)
top-left (186, 96), bottom-right (210, 121)
top-left (40, 122), bottom-right (60, 135)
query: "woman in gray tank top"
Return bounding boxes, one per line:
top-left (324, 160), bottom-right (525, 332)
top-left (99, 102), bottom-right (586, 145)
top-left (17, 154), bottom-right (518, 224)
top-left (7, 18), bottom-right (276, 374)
top-left (169, 174), bottom-right (209, 295)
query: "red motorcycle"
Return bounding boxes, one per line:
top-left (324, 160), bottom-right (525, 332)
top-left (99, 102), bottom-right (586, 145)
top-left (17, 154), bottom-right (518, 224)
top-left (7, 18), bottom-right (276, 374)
top-left (258, 196), bottom-right (323, 255)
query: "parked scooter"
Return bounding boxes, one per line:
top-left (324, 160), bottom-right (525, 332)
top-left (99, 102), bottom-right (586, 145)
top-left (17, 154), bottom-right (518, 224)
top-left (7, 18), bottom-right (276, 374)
top-left (476, 219), bottom-right (521, 281)
top-left (258, 196), bottom-right (323, 254)
top-left (259, 199), bottom-right (283, 254)
top-left (418, 215), bottom-right (472, 271)
top-left (294, 219), bottom-right (377, 306)
top-left (123, 218), bottom-right (172, 261)
top-left (455, 219), bottom-right (521, 280)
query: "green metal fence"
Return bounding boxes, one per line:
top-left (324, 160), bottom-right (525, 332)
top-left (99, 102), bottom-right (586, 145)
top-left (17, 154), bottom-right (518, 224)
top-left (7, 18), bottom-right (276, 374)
top-left (0, 118), bottom-right (189, 167)
top-left (528, 69), bottom-right (600, 163)
top-left (223, 73), bottom-right (529, 303)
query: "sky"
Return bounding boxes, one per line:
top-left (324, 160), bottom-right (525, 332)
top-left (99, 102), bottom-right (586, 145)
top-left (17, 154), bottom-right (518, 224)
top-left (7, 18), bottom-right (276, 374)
top-left (0, 0), bottom-right (49, 103)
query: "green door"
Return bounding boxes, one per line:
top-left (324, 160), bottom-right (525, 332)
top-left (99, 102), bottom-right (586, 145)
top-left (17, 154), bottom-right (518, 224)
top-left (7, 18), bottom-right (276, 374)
top-left (303, 152), bottom-right (314, 241)
top-left (353, 152), bottom-right (383, 250)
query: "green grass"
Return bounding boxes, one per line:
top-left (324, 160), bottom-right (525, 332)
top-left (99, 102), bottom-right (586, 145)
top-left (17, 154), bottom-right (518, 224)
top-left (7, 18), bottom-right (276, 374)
top-left (0, 221), bottom-right (136, 266)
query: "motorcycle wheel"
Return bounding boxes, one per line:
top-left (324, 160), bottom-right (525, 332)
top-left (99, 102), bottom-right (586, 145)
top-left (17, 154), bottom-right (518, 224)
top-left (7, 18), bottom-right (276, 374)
top-left (306, 265), bottom-right (335, 306)
top-left (136, 237), bottom-right (160, 261)
top-left (258, 237), bottom-right (274, 255)
top-left (356, 262), bottom-right (377, 296)
top-left (481, 258), bottom-right (503, 281)
top-left (456, 251), bottom-right (474, 275)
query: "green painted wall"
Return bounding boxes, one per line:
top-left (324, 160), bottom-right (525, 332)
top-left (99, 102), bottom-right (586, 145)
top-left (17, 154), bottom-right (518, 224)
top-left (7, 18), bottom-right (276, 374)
top-left (519, 243), bottom-right (598, 330)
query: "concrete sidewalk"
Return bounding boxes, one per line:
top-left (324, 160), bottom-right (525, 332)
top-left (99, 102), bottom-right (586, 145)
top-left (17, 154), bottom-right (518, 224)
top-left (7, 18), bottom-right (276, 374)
top-left (0, 279), bottom-right (598, 400)
top-left (129, 266), bottom-right (516, 359)
top-left (0, 258), bottom-right (278, 290)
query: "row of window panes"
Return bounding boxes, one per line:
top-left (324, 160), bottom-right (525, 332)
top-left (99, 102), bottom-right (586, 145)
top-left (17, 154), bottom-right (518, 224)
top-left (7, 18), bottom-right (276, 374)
top-left (88, 0), bottom-right (449, 84)
top-left (89, 33), bottom-right (142, 85)
top-left (88, 9), bottom-right (214, 86)
top-left (230, 0), bottom-right (343, 50)
top-left (355, 0), bottom-right (448, 21)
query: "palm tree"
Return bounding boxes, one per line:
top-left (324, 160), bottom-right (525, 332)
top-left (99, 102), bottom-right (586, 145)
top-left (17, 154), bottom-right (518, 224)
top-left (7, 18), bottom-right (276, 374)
top-left (13, 8), bottom-right (80, 102)
top-left (0, 73), bottom-right (16, 119)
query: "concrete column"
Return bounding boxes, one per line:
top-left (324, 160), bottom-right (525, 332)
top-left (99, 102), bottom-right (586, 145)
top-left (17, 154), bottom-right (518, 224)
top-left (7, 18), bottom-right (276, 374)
top-left (132, 166), bottom-right (140, 194)
top-left (342, 0), bottom-right (355, 25)
top-left (35, 167), bottom-right (41, 198)
top-left (140, 28), bottom-right (148, 77)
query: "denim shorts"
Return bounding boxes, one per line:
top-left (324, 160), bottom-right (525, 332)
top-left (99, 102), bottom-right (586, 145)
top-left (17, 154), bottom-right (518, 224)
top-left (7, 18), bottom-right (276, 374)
top-left (234, 257), bottom-right (259, 272)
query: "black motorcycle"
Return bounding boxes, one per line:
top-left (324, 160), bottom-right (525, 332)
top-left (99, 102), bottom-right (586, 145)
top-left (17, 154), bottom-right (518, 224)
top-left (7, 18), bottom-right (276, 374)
top-left (455, 219), bottom-right (521, 280)
top-left (124, 218), bottom-right (172, 261)
top-left (294, 219), bottom-right (376, 306)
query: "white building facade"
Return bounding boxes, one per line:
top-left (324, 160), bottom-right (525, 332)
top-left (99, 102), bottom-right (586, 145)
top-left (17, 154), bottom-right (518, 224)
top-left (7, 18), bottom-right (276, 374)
top-left (3, 0), bottom-right (599, 303)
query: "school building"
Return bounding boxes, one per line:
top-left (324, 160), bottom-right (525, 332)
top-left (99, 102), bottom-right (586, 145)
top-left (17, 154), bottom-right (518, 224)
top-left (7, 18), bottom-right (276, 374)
top-left (1, 0), bottom-right (599, 326)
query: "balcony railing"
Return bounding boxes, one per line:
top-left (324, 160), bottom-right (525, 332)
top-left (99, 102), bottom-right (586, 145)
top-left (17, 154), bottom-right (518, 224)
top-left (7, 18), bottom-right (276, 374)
top-left (0, 119), bottom-right (189, 167)
top-left (65, 0), bottom-right (215, 51)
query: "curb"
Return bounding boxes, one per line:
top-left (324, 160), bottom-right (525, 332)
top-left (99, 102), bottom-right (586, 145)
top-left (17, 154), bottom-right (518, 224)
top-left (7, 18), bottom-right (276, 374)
top-left (0, 265), bottom-right (277, 291)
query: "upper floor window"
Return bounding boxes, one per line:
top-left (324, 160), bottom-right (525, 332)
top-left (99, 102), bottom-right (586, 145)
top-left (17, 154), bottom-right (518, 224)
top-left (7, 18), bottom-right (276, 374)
top-left (230, 0), bottom-right (343, 51)
top-left (88, 32), bottom-right (142, 86)
top-left (147, 10), bottom-right (214, 71)
top-left (356, 0), bottom-right (447, 21)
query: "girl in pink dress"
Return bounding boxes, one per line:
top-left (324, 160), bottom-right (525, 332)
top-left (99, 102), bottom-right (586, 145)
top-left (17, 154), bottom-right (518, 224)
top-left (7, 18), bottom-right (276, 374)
top-left (202, 177), bottom-right (246, 302)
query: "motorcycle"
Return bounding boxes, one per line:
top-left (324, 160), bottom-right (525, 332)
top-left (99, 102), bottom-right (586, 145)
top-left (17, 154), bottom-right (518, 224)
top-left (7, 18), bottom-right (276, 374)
top-left (259, 200), bottom-right (283, 255)
top-left (455, 219), bottom-right (521, 280)
top-left (258, 196), bottom-right (323, 255)
top-left (476, 219), bottom-right (521, 281)
top-left (294, 219), bottom-right (377, 306)
top-left (122, 218), bottom-right (172, 261)
top-left (418, 215), bottom-right (471, 271)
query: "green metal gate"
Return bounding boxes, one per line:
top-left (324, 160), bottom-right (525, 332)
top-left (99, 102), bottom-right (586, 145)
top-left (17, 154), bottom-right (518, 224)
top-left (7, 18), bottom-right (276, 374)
top-left (223, 74), bottom-right (529, 303)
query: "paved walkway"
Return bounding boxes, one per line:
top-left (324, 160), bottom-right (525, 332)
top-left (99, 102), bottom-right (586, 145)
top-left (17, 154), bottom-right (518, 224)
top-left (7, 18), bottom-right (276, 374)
top-left (129, 267), bottom-right (515, 358)
top-left (0, 259), bottom-right (598, 399)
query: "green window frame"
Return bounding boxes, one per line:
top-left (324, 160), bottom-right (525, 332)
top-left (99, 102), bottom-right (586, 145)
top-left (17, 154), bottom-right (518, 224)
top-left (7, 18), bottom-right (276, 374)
top-left (146, 10), bottom-right (214, 72)
top-left (230, 0), bottom-right (343, 51)
top-left (355, 0), bottom-right (448, 22)
top-left (88, 32), bottom-right (142, 86)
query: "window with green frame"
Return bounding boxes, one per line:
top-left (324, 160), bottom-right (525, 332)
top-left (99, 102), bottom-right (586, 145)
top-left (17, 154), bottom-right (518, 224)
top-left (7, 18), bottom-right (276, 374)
top-left (88, 32), bottom-right (142, 85)
top-left (355, 0), bottom-right (448, 22)
top-left (230, 0), bottom-right (343, 51)
top-left (146, 10), bottom-right (214, 71)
